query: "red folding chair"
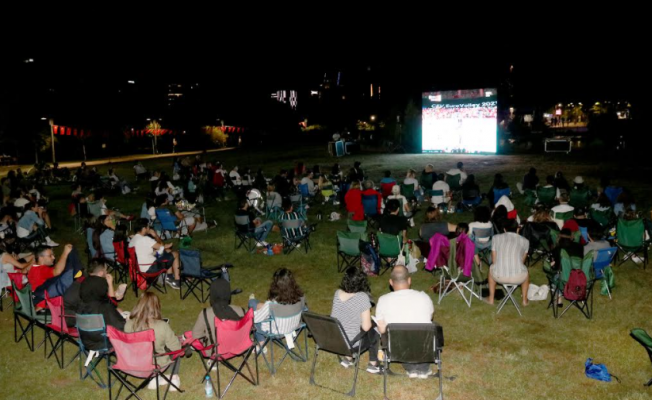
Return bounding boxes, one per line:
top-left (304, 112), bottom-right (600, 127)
top-left (126, 247), bottom-right (168, 297)
top-left (44, 291), bottom-right (81, 369)
top-left (192, 308), bottom-right (258, 399)
top-left (107, 326), bottom-right (184, 400)
top-left (107, 241), bottom-right (129, 284)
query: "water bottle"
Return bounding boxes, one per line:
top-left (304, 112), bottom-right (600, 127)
top-left (267, 244), bottom-right (273, 256)
top-left (205, 376), bottom-right (214, 397)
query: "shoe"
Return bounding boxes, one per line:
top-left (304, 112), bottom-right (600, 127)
top-left (256, 241), bottom-right (269, 247)
top-left (407, 372), bottom-right (419, 378)
top-left (147, 379), bottom-right (158, 390)
top-left (249, 293), bottom-right (256, 300)
top-left (255, 344), bottom-right (267, 355)
top-left (417, 370), bottom-right (433, 379)
top-left (295, 244), bottom-right (301, 248)
top-left (166, 279), bottom-right (181, 290)
top-left (46, 239), bottom-right (59, 247)
top-left (339, 357), bottom-right (354, 368)
top-left (632, 255), bottom-right (644, 264)
top-left (366, 363), bottom-right (382, 374)
top-left (168, 375), bottom-right (181, 392)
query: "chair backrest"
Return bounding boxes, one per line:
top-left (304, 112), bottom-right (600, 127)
top-left (361, 194), bottom-right (378, 216)
top-left (377, 232), bottom-right (401, 257)
top-left (269, 301), bottom-right (305, 335)
top-left (380, 182), bottom-right (395, 198)
top-left (214, 308), bottom-right (254, 359)
top-left (445, 174), bottom-right (461, 190)
top-left (617, 218), bottom-right (645, 248)
top-left (13, 282), bottom-right (36, 318)
top-left (560, 249), bottom-right (594, 285)
top-left (429, 189), bottom-right (444, 198)
top-left (553, 210), bottom-right (574, 222)
top-left (604, 186), bottom-right (623, 205)
top-left (281, 218), bottom-right (304, 232)
top-left (108, 326), bottom-right (156, 378)
top-left (302, 311), bottom-right (355, 356)
top-left (537, 186), bottom-right (556, 205)
top-left (289, 193), bottom-right (303, 207)
top-left (266, 193), bottom-right (281, 209)
top-left (298, 183), bottom-right (310, 198)
top-left (347, 219), bottom-right (367, 233)
top-left (86, 227), bottom-right (96, 259)
top-left (462, 188), bottom-right (480, 200)
top-left (76, 313), bottom-right (110, 352)
top-left (578, 226), bottom-right (589, 243)
top-left (570, 189), bottom-right (591, 208)
top-left (471, 227), bottom-right (493, 242)
top-left (234, 214), bottom-right (251, 228)
top-left (386, 323), bottom-right (443, 364)
top-left (179, 248), bottom-right (202, 278)
top-left (155, 208), bottom-right (178, 231)
top-left (593, 247), bottom-right (617, 269)
top-left (113, 241), bottom-right (127, 265)
top-left (337, 231), bottom-right (361, 256)
top-left (493, 187), bottom-right (511, 203)
top-left (126, 247), bottom-right (142, 282)
top-left (523, 189), bottom-right (537, 207)
top-left (590, 208), bottom-right (612, 227)
top-left (45, 292), bottom-right (71, 334)
top-left (140, 202), bottom-right (150, 219)
top-left (400, 183), bottom-right (415, 199)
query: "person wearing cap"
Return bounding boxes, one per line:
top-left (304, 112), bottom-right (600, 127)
top-left (551, 193), bottom-right (574, 229)
top-left (573, 176), bottom-right (586, 191)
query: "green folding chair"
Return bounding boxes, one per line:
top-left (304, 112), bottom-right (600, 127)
top-left (377, 233), bottom-right (402, 275)
top-left (630, 328), bottom-right (652, 386)
top-left (347, 219), bottom-right (367, 234)
top-left (13, 282), bottom-right (49, 352)
top-left (616, 218), bottom-right (649, 268)
top-left (537, 186), bottom-right (556, 207)
top-left (570, 188), bottom-right (591, 208)
top-left (337, 231), bottom-right (362, 272)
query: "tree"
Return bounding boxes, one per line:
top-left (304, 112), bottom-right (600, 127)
top-left (201, 126), bottom-right (229, 147)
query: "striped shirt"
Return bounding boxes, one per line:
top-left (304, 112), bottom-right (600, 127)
top-left (330, 291), bottom-right (371, 346)
top-left (491, 232), bottom-right (529, 278)
top-left (280, 212), bottom-right (307, 238)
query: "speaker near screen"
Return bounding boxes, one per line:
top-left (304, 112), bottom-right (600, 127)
top-left (422, 88), bottom-right (497, 154)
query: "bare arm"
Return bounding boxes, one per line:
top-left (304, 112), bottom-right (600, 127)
top-left (360, 308), bottom-right (372, 332)
top-left (376, 319), bottom-right (387, 334)
top-left (53, 244), bottom-right (73, 277)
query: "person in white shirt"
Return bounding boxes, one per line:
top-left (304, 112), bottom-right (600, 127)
top-left (403, 169), bottom-right (423, 202)
top-left (446, 162), bottom-right (467, 185)
top-left (431, 174), bottom-right (451, 209)
top-left (551, 192), bottom-right (574, 229)
top-left (375, 265), bottom-right (434, 379)
top-left (129, 219), bottom-right (181, 289)
top-left (229, 166), bottom-right (242, 186)
top-left (300, 172), bottom-right (317, 195)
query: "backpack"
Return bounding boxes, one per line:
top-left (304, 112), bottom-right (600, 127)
top-left (360, 242), bottom-right (380, 275)
top-left (564, 269), bottom-right (587, 301)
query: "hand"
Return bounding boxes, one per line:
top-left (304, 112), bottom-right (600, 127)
top-left (63, 244), bottom-right (73, 254)
top-left (105, 273), bottom-right (114, 285)
top-left (164, 243), bottom-right (173, 249)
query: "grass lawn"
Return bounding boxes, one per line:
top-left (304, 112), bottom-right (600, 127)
top-left (1, 145), bottom-right (651, 400)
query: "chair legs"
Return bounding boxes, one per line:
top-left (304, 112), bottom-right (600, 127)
top-left (496, 284), bottom-right (522, 316)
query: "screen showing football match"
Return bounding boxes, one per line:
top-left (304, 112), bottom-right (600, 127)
top-left (422, 88), bottom-right (497, 153)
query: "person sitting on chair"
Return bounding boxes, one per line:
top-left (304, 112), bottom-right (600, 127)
top-left (551, 193), bottom-right (574, 229)
top-left (380, 200), bottom-right (408, 244)
top-left (16, 202), bottom-right (57, 247)
top-left (300, 172), bottom-right (317, 196)
top-left (446, 161), bottom-right (467, 185)
top-left (331, 267), bottom-right (381, 374)
top-left (484, 219), bottom-right (530, 307)
top-left (152, 194), bottom-right (198, 236)
top-left (279, 198), bottom-right (309, 241)
top-left (431, 174), bottom-right (451, 210)
top-left (129, 219), bottom-right (181, 290)
top-left (235, 199), bottom-right (273, 247)
top-left (375, 265), bottom-right (434, 379)
top-left (190, 279), bottom-right (244, 343)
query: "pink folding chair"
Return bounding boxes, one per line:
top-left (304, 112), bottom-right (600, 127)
top-left (44, 291), bottom-right (80, 369)
top-left (107, 326), bottom-right (184, 400)
top-left (193, 308), bottom-right (258, 399)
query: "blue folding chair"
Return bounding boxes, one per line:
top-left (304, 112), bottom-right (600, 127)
top-left (593, 247), bottom-right (617, 299)
top-left (179, 249), bottom-right (228, 302)
top-left (604, 186), bottom-right (623, 206)
top-left (155, 208), bottom-right (182, 239)
top-left (362, 194), bottom-right (380, 219)
top-left (492, 187), bottom-right (511, 205)
top-left (76, 313), bottom-right (112, 388)
top-left (298, 183), bottom-right (312, 202)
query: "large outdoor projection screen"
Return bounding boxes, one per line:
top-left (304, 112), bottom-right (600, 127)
top-left (422, 88), bottom-right (497, 153)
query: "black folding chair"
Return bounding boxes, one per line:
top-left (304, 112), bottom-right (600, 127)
top-left (179, 248), bottom-right (228, 303)
top-left (234, 215), bottom-right (267, 253)
top-left (383, 323), bottom-right (445, 400)
top-left (302, 312), bottom-right (372, 397)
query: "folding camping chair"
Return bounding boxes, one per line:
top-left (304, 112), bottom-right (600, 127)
top-left (438, 239), bottom-right (476, 307)
top-left (536, 186), bottom-right (556, 208)
top-left (234, 215), bottom-right (267, 253)
top-left (377, 233), bottom-right (402, 275)
top-left (361, 194), bottom-right (380, 227)
top-left (546, 249), bottom-right (595, 319)
top-left (76, 313), bottom-right (112, 389)
top-left (13, 282), bottom-right (49, 352)
top-left (155, 208), bottom-right (184, 239)
top-left (281, 219), bottom-right (311, 254)
top-left (383, 323), bottom-right (444, 400)
top-left (593, 247), bottom-right (617, 300)
top-left (302, 312), bottom-right (373, 397)
top-left (616, 218), bottom-right (649, 268)
top-left (471, 227), bottom-right (493, 266)
top-left (126, 247), bottom-right (169, 297)
top-left (256, 301), bottom-right (309, 375)
top-left (265, 192), bottom-right (283, 222)
top-left (44, 292), bottom-right (81, 369)
top-left (337, 231), bottom-right (363, 272)
top-left (347, 219), bottom-right (367, 234)
top-left (570, 188), bottom-right (591, 208)
top-left (108, 240), bottom-right (129, 285)
top-left (445, 174), bottom-right (462, 200)
top-left (179, 248), bottom-right (226, 303)
top-left (496, 283), bottom-right (522, 316)
top-left (107, 326), bottom-right (185, 400)
top-left (196, 308), bottom-right (258, 399)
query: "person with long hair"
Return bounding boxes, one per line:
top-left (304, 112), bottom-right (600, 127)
top-left (249, 268), bottom-right (306, 347)
top-left (345, 181), bottom-right (364, 221)
top-left (125, 292), bottom-right (182, 390)
top-left (331, 267), bottom-right (380, 373)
